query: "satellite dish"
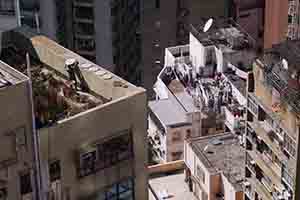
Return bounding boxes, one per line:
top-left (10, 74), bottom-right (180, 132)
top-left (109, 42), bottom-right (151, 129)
top-left (282, 58), bottom-right (288, 70)
top-left (203, 18), bottom-right (213, 33)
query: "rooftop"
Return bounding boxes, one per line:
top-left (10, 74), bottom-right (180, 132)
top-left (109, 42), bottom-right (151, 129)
top-left (0, 27), bottom-right (143, 128)
top-left (149, 171), bottom-right (198, 200)
top-left (191, 18), bottom-right (257, 68)
top-left (0, 60), bottom-right (28, 89)
top-left (189, 133), bottom-right (245, 191)
top-left (148, 98), bottom-right (189, 127)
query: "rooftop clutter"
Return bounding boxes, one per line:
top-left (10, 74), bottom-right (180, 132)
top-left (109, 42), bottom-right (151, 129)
top-left (0, 46), bottom-right (103, 128)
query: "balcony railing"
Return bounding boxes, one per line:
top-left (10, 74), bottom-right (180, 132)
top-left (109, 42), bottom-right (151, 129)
top-left (263, 66), bottom-right (300, 116)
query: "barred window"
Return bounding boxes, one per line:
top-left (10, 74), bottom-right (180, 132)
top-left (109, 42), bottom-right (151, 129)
top-left (79, 131), bottom-right (133, 178)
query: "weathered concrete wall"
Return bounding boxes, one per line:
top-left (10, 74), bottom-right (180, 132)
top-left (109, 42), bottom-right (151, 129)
top-left (38, 90), bottom-right (148, 200)
top-left (0, 78), bottom-right (35, 200)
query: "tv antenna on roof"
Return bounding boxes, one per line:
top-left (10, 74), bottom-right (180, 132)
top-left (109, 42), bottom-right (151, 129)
top-left (282, 58), bottom-right (288, 70)
top-left (203, 18), bottom-right (213, 33)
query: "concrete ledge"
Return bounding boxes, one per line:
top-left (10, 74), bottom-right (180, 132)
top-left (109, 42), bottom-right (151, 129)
top-left (148, 160), bottom-right (185, 175)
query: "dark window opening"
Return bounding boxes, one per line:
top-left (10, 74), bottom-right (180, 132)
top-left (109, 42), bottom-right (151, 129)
top-left (78, 131), bottom-right (133, 178)
top-left (155, 0), bottom-right (160, 9)
top-left (239, 13), bottom-right (251, 18)
top-left (20, 173), bottom-right (32, 195)
top-left (288, 15), bottom-right (293, 24)
top-left (49, 160), bottom-right (61, 182)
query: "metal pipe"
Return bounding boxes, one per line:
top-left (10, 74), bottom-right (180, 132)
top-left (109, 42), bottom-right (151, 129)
top-left (26, 53), bottom-right (44, 200)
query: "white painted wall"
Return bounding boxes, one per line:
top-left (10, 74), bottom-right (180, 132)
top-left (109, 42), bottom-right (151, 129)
top-left (165, 48), bottom-right (176, 67)
top-left (154, 78), bottom-right (169, 99)
top-left (221, 173), bottom-right (238, 200)
top-left (228, 63), bottom-right (248, 79)
top-left (215, 47), bottom-right (224, 73)
top-left (190, 33), bottom-right (205, 74)
top-left (224, 106), bottom-right (237, 130)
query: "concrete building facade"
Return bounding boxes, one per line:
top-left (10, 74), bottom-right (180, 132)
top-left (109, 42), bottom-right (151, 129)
top-left (0, 27), bottom-right (148, 200)
top-left (244, 41), bottom-right (300, 200)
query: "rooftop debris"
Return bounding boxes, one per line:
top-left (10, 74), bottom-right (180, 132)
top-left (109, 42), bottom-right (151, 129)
top-left (0, 47), bottom-right (104, 128)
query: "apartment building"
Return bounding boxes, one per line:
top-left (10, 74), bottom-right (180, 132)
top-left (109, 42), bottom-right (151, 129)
top-left (244, 41), bottom-right (300, 200)
top-left (0, 26), bottom-right (148, 200)
top-left (148, 19), bottom-right (256, 163)
top-left (18, 0), bottom-right (142, 84)
top-left (141, 0), bottom-right (230, 99)
top-left (230, 0), bottom-right (265, 49)
top-left (0, 0), bottom-right (20, 32)
top-left (184, 133), bottom-right (245, 200)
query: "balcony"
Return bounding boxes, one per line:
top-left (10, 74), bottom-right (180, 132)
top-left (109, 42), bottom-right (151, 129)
top-left (247, 177), bottom-right (272, 200)
top-left (247, 121), bottom-right (287, 162)
top-left (247, 148), bottom-right (284, 191)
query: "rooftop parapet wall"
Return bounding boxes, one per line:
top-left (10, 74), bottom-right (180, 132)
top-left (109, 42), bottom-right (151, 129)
top-left (3, 27), bottom-right (142, 101)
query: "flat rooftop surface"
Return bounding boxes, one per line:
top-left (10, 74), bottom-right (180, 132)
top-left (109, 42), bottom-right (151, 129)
top-left (189, 133), bottom-right (245, 191)
top-left (149, 172), bottom-right (198, 200)
top-left (149, 98), bottom-right (187, 126)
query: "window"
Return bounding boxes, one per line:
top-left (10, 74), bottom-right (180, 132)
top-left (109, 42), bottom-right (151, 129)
top-left (240, 13), bottom-right (251, 18)
top-left (247, 97), bottom-right (258, 116)
top-left (185, 129), bottom-right (191, 139)
top-left (282, 164), bottom-right (294, 189)
top-left (288, 15), bottom-right (293, 23)
top-left (196, 165), bottom-right (205, 183)
top-left (98, 132), bottom-right (133, 168)
top-left (0, 0), bottom-right (14, 15)
top-left (283, 134), bottom-right (296, 157)
top-left (20, 172), bottom-right (32, 195)
top-left (79, 150), bottom-right (97, 177)
top-left (79, 131), bottom-right (133, 177)
top-left (0, 188), bottom-right (7, 200)
top-left (75, 38), bottom-right (95, 51)
top-left (172, 131), bottom-right (181, 142)
top-left (155, 0), bottom-right (160, 9)
top-left (216, 123), bottom-right (223, 131)
top-left (15, 126), bottom-right (26, 149)
top-left (172, 151), bottom-right (182, 161)
top-left (49, 160), bottom-right (61, 182)
top-left (104, 178), bottom-right (134, 200)
top-left (74, 7), bottom-right (94, 20)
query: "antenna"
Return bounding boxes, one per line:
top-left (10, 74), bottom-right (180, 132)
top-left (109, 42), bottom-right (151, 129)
top-left (282, 58), bottom-right (288, 70)
top-left (203, 18), bottom-right (213, 33)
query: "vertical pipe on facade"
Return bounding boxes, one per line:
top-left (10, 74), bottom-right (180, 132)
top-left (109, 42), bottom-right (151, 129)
top-left (26, 53), bottom-right (44, 200)
top-left (15, 0), bottom-right (21, 26)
